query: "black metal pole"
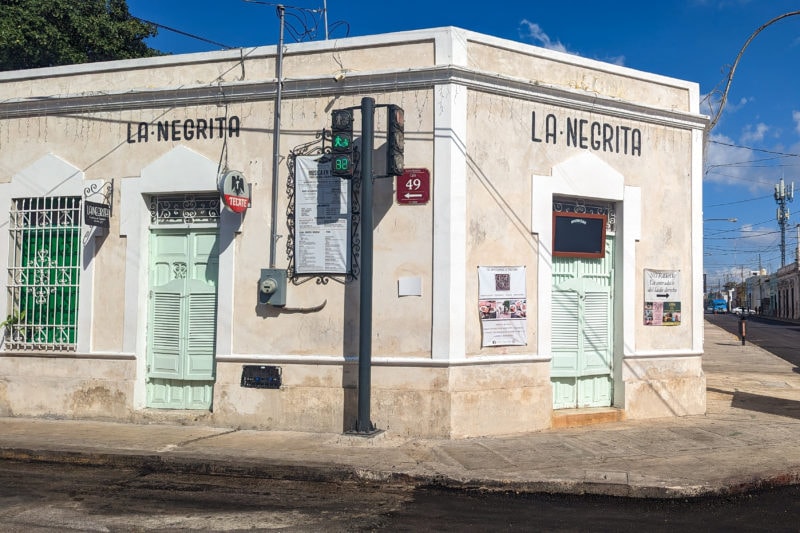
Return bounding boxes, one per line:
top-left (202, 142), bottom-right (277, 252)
top-left (356, 97), bottom-right (375, 433)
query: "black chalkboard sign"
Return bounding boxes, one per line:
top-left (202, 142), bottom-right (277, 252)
top-left (552, 212), bottom-right (606, 258)
top-left (84, 201), bottom-right (111, 228)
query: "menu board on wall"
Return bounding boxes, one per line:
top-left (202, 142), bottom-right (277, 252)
top-left (294, 155), bottom-right (351, 274)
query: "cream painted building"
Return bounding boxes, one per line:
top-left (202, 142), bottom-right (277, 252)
top-left (0, 27), bottom-right (707, 438)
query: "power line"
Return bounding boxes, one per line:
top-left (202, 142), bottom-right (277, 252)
top-left (242, 1), bottom-right (350, 42)
top-left (705, 194), bottom-right (773, 208)
top-left (709, 140), bottom-right (800, 159)
top-left (705, 229), bottom-right (782, 240)
top-left (134, 17), bottom-right (235, 50)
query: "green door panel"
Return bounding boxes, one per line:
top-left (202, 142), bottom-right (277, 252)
top-left (551, 235), bottom-right (614, 409)
top-left (146, 229), bottom-right (219, 409)
top-left (551, 290), bottom-right (579, 375)
top-left (148, 290), bottom-right (182, 379)
top-left (185, 291), bottom-right (217, 380)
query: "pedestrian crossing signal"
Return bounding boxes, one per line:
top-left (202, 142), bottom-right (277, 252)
top-left (331, 109), bottom-right (354, 178)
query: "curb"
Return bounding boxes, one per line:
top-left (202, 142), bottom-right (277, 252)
top-left (5, 446), bottom-right (800, 500)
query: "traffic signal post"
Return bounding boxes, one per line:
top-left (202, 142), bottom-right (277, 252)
top-left (356, 96), bottom-right (377, 434)
top-left (331, 98), bottom-right (404, 435)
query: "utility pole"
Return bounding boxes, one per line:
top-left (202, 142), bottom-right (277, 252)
top-left (269, 4), bottom-right (285, 269)
top-left (774, 177), bottom-right (794, 266)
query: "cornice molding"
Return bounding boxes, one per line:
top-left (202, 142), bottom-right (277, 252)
top-left (0, 65), bottom-right (708, 131)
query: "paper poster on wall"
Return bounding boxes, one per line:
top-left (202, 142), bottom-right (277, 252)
top-left (644, 269), bottom-right (681, 326)
top-left (478, 266), bottom-right (527, 346)
top-left (294, 155), bottom-right (351, 274)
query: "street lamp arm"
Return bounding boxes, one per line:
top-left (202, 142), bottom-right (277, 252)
top-left (707, 10), bottom-right (800, 131)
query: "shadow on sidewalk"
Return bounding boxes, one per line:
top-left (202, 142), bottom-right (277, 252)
top-left (709, 387), bottom-right (800, 420)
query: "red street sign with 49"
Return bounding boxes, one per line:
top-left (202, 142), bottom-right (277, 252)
top-left (396, 168), bottom-right (430, 205)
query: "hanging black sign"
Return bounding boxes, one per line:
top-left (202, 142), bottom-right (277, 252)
top-left (84, 201), bottom-right (111, 228)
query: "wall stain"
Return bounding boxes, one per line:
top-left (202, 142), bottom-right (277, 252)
top-left (70, 385), bottom-right (127, 417)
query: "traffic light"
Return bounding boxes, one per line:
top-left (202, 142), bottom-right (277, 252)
top-left (331, 109), bottom-right (354, 178)
top-left (386, 104), bottom-right (404, 176)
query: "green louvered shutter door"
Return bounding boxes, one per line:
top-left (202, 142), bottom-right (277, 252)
top-left (147, 230), bottom-right (187, 380)
top-left (184, 289), bottom-right (217, 380)
top-left (184, 232), bottom-right (218, 380)
top-left (147, 231), bottom-right (219, 382)
top-left (551, 287), bottom-right (581, 409)
top-left (148, 287), bottom-right (183, 379)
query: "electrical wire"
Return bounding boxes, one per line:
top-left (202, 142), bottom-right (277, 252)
top-left (705, 194), bottom-right (773, 208)
top-left (134, 17), bottom-right (235, 50)
top-left (709, 140), bottom-right (800, 159)
top-left (242, 1), bottom-right (350, 42)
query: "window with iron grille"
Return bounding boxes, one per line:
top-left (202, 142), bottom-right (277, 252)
top-left (6, 197), bottom-right (81, 351)
top-left (149, 194), bottom-right (220, 226)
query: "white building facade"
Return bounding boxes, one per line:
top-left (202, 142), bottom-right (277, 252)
top-left (0, 27), bottom-right (707, 438)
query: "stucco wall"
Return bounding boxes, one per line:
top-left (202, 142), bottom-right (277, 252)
top-left (0, 26), bottom-right (707, 437)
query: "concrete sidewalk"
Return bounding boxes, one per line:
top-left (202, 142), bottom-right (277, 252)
top-left (3, 320), bottom-right (800, 499)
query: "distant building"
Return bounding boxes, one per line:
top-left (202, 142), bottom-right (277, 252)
top-left (776, 263), bottom-right (800, 319)
top-left (746, 270), bottom-right (777, 316)
top-left (0, 27), bottom-right (707, 437)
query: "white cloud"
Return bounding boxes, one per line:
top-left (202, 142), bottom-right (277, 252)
top-left (794, 110), bottom-right (800, 135)
top-left (517, 19), bottom-right (624, 65)
top-left (740, 122), bottom-right (768, 144)
top-left (726, 96), bottom-right (752, 113)
top-left (704, 132), bottom-right (764, 191)
top-left (605, 55), bottom-right (626, 67)
top-left (518, 20), bottom-right (569, 53)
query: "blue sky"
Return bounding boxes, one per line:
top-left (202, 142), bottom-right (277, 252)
top-left (126, 0), bottom-right (800, 290)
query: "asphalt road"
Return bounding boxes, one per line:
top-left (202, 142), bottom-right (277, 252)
top-left (705, 313), bottom-right (800, 367)
top-left (3, 460), bottom-right (800, 531)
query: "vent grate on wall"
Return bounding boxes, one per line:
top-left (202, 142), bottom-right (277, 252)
top-left (240, 365), bottom-right (282, 389)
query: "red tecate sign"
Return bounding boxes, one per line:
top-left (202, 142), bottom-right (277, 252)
top-left (396, 168), bottom-right (430, 205)
top-left (218, 170), bottom-right (250, 214)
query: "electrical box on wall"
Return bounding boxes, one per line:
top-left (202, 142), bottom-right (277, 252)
top-left (259, 268), bottom-right (287, 306)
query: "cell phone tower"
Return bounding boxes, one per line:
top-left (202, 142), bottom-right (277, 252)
top-left (775, 177), bottom-right (794, 266)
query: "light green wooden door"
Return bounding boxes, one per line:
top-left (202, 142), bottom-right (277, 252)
top-left (146, 229), bottom-right (219, 409)
top-left (551, 236), bottom-right (614, 409)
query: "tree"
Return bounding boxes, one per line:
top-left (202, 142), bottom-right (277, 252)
top-left (0, 0), bottom-right (161, 72)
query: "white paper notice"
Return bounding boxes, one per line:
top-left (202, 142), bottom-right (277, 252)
top-left (294, 155), bottom-right (351, 274)
top-left (478, 266), bottom-right (527, 347)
